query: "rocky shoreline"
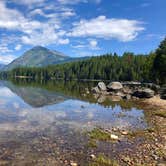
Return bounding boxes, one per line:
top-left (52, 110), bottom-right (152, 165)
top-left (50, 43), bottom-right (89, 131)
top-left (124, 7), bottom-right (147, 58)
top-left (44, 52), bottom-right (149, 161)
top-left (89, 81), bottom-right (165, 100)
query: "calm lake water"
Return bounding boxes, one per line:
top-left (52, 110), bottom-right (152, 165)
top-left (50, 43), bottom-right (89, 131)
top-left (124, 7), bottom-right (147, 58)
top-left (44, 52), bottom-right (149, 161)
top-left (0, 80), bottom-right (148, 165)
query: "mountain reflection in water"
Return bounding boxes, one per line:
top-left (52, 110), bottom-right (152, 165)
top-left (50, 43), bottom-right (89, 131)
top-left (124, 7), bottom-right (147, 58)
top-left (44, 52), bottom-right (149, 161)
top-left (0, 79), bottom-right (147, 130)
top-left (0, 79), bottom-right (149, 165)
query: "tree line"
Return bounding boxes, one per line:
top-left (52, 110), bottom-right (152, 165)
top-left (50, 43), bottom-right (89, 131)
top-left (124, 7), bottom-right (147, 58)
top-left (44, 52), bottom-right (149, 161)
top-left (1, 38), bottom-right (166, 84)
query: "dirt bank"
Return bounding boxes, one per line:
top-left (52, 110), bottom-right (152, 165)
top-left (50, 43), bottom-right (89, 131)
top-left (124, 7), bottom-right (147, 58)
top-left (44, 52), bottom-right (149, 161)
top-left (142, 95), bottom-right (166, 111)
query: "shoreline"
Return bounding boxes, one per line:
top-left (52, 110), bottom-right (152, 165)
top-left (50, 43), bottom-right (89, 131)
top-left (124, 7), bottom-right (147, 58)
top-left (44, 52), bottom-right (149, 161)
top-left (141, 95), bottom-right (166, 111)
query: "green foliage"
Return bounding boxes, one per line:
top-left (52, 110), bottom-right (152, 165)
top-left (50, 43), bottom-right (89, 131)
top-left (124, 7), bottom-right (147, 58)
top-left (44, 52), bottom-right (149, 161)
top-left (89, 154), bottom-right (119, 166)
top-left (3, 53), bottom-right (152, 82)
top-left (1, 38), bottom-right (165, 84)
top-left (153, 38), bottom-right (166, 83)
top-left (88, 128), bottom-right (111, 141)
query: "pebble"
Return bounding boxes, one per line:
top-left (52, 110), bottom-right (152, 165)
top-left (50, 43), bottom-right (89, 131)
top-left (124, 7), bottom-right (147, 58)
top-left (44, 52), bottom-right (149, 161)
top-left (121, 131), bottom-right (128, 135)
top-left (110, 134), bottom-right (119, 140)
top-left (90, 154), bottom-right (96, 159)
top-left (70, 161), bottom-right (78, 166)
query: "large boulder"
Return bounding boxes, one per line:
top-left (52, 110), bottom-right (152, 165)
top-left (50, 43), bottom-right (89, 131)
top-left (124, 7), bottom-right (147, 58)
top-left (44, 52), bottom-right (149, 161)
top-left (160, 86), bottom-right (166, 99)
top-left (98, 82), bottom-right (107, 91)
top-left (133, 88), bottom-right (155, 98)
top-left (91, 86), bottom-right (100, 94)
top-left (142, 83), bottom-right (160, 92)
top-left (123, 86), bottom-right (133, 94)
top-left (107, 82), bottom-right (123, 91)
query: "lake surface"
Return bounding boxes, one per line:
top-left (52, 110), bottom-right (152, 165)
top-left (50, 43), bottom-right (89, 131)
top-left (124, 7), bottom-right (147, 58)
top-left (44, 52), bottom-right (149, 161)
top-left (0, 80), bottom-right (148, 165)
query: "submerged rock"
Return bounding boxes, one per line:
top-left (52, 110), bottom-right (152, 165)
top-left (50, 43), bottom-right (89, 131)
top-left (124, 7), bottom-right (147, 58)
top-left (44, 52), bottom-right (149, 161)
top-left (85, 88), bottom-right (90, 94)
top-left (110, 134), bottom-right (119, 140)
top-left (115, 91), bottom-right (126, 97)
top-left (124, 94), bottom-right (131, 100)
top-left (97, 95), bottom-right (106, 103)
top-left (107, 82), bottom-right (123, 91)
top-left (98, 82), bottom-right (107, 91)
top-left (91, 86), bottom-right (100, 94)
top-left (90, 154), bottom-right (96, 159)
top-left (133, 88), bottom-right (155, 98)
top-left (121, 131), bottom-right (128, 135)
top-left (70, 161), bottom-right (78, 166)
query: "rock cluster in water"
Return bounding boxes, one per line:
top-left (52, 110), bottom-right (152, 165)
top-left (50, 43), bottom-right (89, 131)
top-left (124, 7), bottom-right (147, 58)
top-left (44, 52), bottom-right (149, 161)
top-left (91, 81), bottom-right (161, 100)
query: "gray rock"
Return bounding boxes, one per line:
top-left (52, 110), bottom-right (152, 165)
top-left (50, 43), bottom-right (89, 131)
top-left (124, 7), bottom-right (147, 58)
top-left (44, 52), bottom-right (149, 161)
top-left (97, 95), bottom-right (106, 103)
top-left (160, 86), bottom-right (166, 99)
top-left (124, 94), bottom-right (131, 100)
top-left (107, 82), bottom-right (123, 91)
top-left (133, 88), bottom-right (155, 98)
top-left (142, 83), bottom-right (160, 92)
top-left (115, 91), bottom-right (125, 97)
top-left (85, 88), bottom-right (90, 94)
top-left (91, 86), bottom-right (100, 94)
top-left (123, 86), bottom-right (133, 94)
top-left (98, 82), bottom-right (107, 91)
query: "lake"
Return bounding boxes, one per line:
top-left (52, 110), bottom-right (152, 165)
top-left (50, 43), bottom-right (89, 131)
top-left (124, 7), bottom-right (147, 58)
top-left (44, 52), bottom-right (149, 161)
top-left (0, 80), bottom-right (149, 165)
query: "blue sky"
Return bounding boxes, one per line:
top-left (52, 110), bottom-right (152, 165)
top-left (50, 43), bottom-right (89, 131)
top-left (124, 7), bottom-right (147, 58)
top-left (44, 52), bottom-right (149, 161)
top-left (0, 0), bottom-right (165, 64)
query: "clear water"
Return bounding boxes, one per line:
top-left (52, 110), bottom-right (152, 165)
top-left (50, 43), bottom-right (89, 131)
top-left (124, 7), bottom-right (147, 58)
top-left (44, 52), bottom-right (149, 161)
top-left (0, 80), bottom-right (148, 165)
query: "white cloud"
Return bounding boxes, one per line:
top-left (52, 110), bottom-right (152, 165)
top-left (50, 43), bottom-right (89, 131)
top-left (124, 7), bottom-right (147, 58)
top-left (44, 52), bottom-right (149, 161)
top-left (21, 26), bottom-right (69, 46)
top-left (61, 10), bottom-right (76, 17)
top-left (72, 44), bottom-right (86, 49)
top-left (29, 8), bottom-right (45, 16)
top-left (89, 39), bottom-right (97, 47)
top-left (72, 39), bottom-right (100, 50)
top-left (29, 7), bottom-right (75, 19)
top-left (58, 38), bottom-right (70, 44)
top-left (0, 55), bottom-right (16, 64)
top-left (15, 44), bottom-right (22, 51)
top-left (0, 1), bottom-right (42, 31)
top-left (0, 45), bottom-right (12, 53)
top-left (69, 16), bottom-right (145, 42)
top-left (57, 0), bottom-right (101, 5)
top-left (0, 1), bottom-right (69, 46)
top-left (57, 0), bottom-right (87, 5)
top-left (11, 0), bottom-right (45, 6)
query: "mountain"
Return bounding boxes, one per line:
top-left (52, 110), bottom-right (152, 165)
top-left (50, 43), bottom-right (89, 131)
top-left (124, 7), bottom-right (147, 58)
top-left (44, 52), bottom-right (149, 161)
top-left (0, 64), bottom-right (5, 70)
top-left (1, 81), bottom-right (68, 108)
top-left (4, 46), bottom-right (90, 71)
top-left (4, 46), bottom-right (72, 70)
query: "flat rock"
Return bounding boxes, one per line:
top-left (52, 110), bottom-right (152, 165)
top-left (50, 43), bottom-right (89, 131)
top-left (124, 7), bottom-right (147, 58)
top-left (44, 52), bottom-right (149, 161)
top-left (107, 82), bottom-right (123, 90)
top-left (133, 88), bottom-right (155, 98)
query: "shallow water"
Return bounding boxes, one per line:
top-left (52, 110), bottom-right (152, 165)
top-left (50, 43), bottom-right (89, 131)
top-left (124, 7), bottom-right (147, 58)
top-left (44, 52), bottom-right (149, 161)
top-left (0, 80), bottom-right (148, 165)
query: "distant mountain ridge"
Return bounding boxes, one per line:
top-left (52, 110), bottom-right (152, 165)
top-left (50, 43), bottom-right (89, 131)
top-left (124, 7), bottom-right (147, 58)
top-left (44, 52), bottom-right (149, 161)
top-left (0, 64), bottom-right (5, 70)
top-left (3, 46), bottom-right (89, 71)
top-left (3, 46), bottom-right (69, 70)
